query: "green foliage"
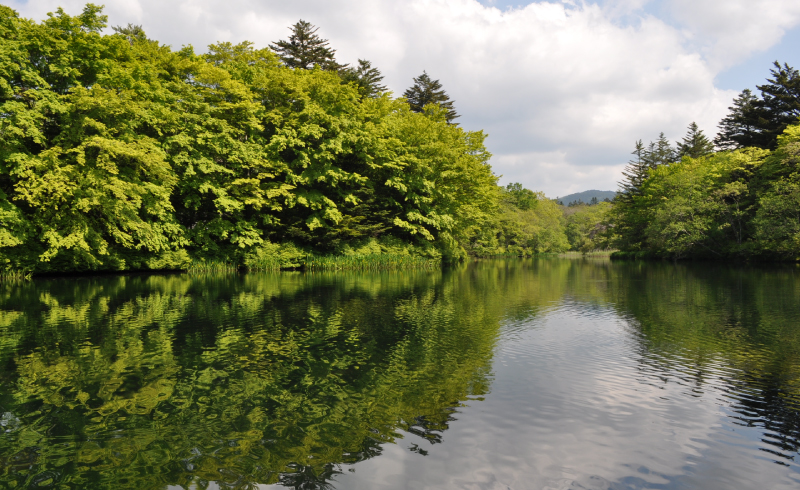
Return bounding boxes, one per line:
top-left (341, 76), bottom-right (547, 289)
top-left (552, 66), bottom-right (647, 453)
top-left (0, 5), bottom-right (499, 273)
top-left (714, 89), bottom-right (762, 150)
top-left (564, 202), bottom-right (612, 252)
top-left (305, 253), bottom-right (439, 271)
top-left (609, 123), bottom-right (800, 259)
top-left (504, 182), bottom-right (538, 210)
top-left (467, 184), bottom-right (569, 256)
top-left (614, 61), bottom-right (800, 260)
top-left (750, 124), bottom-right (800, 258)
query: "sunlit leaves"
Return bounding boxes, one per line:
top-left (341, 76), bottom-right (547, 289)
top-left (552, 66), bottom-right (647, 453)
top-left (0, 6), bottom-right (500, 271)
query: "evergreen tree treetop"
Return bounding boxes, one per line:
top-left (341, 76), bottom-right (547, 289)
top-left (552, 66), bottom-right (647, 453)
top-left (756, 61), bottom-right (800, 142)
top-left (270, 20), bottom-right (344, 70)
top-left (651, 132), bottom-right (677, 167)
top-left (340, 59), bottom-right (388, 98)
top-left (677, 122), bottom-right (714, 159)
top-left (112, 23), bottom-right (147, 44)
top-left (715, 61), bottom-right (800, 150)
top-left (714, 89), bottom-right (762, 150)
top-left (618, 140), bottom-right (648, 202)
top-left (403, 71), bottom-right (459, 123)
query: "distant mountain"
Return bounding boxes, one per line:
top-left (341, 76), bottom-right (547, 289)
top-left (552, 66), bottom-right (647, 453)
top-left (555, 190), bottom-right (617, 205)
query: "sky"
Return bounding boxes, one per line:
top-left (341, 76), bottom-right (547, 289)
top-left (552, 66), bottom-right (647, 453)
top-left (8, 0), bottom-right (800, 198)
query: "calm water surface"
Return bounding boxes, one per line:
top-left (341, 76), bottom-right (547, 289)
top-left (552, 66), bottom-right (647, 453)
top-left (1, 259), bottom-right (799, 489)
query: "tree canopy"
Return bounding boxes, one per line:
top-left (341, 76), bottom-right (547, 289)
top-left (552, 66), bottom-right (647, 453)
top-left (0, 5), bottom-right (500, 274)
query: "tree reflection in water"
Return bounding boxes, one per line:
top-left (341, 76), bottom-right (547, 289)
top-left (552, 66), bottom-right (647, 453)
top-left (1, 259), bottom-right (799, 488)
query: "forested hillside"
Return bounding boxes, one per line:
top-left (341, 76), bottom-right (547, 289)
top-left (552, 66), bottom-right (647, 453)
top-left (1, 5), bottom-right (507, 273)
top-left (556, 190), bottom-right (616, 206)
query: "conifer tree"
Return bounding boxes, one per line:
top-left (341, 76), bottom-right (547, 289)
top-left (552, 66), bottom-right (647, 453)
top-left (403, 71), bottom-right (459, 123)
top-left (714, 89), bottom-right (762, 150)
top-left (112, 23), bottom-right (147, 44)
top-left (755, 61), bottom-right (800, 146)
top-left (270, 20), bottom-right (344, 70)
top-left (677, 122), bottom-right (714, 159)
top-left (715, 62), bottom-right (800, 150)
top-left (642, 133), bottom-right (676, 168)
top-left (340, 59), bottom-right (387, 98)
top-left (618, 140), bottom-right (649, 202)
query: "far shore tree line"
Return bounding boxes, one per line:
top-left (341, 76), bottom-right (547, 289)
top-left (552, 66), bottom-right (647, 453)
top-left (488, 59), bottom-right (800, 260)
top-left (608, 61), bottom-right (800, 261)
top-left (2, 4), bottom-right (799, 276)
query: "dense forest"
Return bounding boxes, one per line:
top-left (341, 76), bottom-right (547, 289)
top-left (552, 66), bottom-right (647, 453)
top-left (0, 4), bottom-right (593, 275)
top-left (2, 4), bottom-right (797, 276)
top-left (610, 61), bottom-right (800, 261)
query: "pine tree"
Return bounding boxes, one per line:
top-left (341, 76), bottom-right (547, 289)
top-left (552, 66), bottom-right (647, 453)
top-left (715, 62), bottom-right (800, 150)
top-left (339, 59), bottom-right (387, 98)
top-left (755, 61), bottom-right (800, 147)
top-left (677, 122), bottom-right (714, 159)
top-left (618, 140), bottom-right (649, 202)
top-left (270, 20), bottom-right (344, 70)
top-left (403, 71), bottom-right (459, 123)
top-left (643, 133), bottom-right (676, 168)
top-left (714, 89), bottom-right (763, 150)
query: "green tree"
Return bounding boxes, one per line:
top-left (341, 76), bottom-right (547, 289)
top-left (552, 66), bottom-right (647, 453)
top-left (677, 122), bottom-right (714, 159)
top-left (504, 182), bottom-right (537, 210)
top-left (468, 185), bottom-right (569, 256)
top-left (269, 19), bottom-right (343, 70)
top-left (403, 71), bottom-right (459, 123)
top-left (564, 202), bottom-right (611, 252)
top-left (111, 22), bottom-right (147, 44)
top-left (634, 148), bottom-right (765, 259)
top-left (751, 124), bottom-right (800, 258)
top-left (644, 132), bottom-right (676, 167)
top-left (714, 89), bottom-right (763, 150)
top-left (610, 134), bottom-right (676, 252)
top-left (0, 4), bottom-right (502, 272)
top-left (340, 59), bottom-right (388, 98)
top-left (714, 62), bottom-right (800, 150)
top-left (755, 62), bottom-right (800, 147)
top-left (0, 4), bottom-right (187, 272)
top-left (618, 140), bottom-right (648, 202)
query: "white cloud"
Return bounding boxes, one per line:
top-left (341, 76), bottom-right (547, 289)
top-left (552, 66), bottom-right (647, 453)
top-left (8, 0), bottom-right (800, 196)
top-left (666, 0), bottom-right (800, 69)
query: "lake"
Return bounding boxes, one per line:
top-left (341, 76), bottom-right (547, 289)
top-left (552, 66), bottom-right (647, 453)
top-left (1, 258), bottom-right (799, 489)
